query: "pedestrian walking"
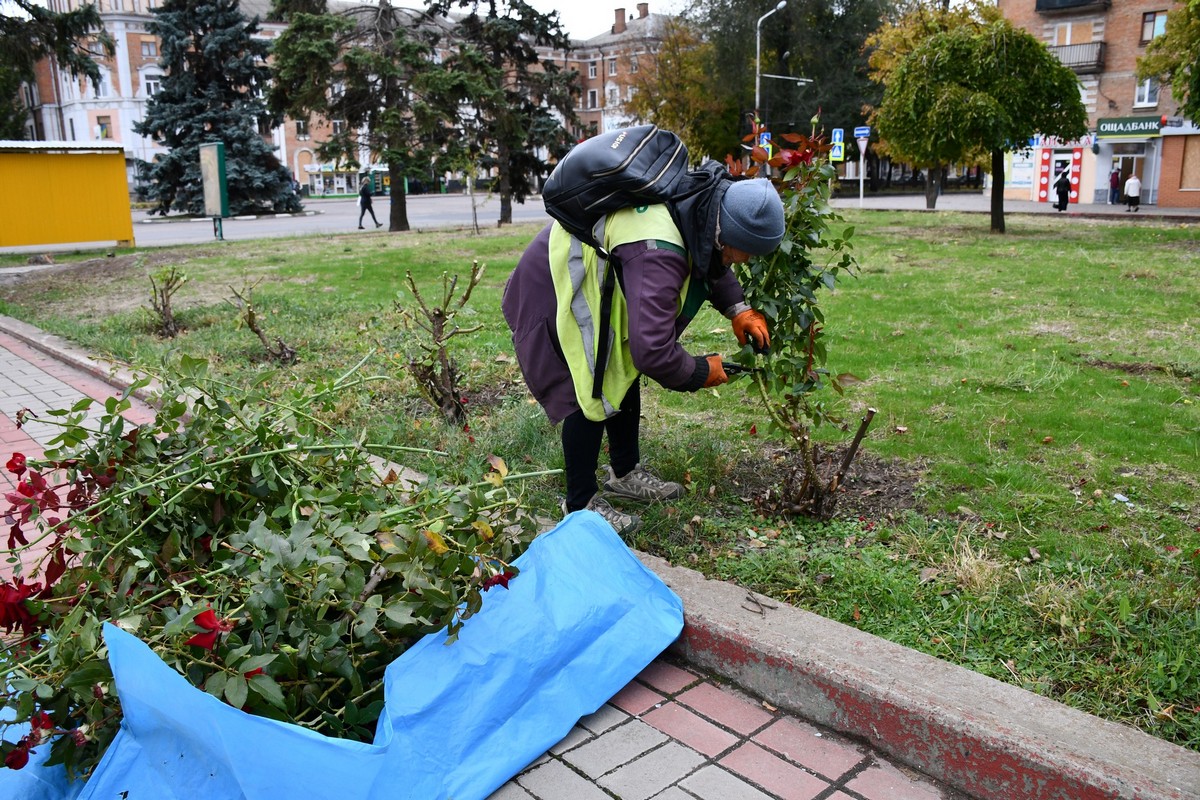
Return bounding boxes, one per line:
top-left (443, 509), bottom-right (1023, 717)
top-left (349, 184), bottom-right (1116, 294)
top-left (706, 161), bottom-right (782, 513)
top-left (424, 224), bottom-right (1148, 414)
top-left (502, 175), bottom-right (783, 536)
top-left (1123, 173), bottom-right (1142, 212)
top-left (358, 176), bottom-right (383, 229)
top-left (1108, 167), bottom-right (1121, 205)
top-left (1053, 170), bottom-right (1070, 212)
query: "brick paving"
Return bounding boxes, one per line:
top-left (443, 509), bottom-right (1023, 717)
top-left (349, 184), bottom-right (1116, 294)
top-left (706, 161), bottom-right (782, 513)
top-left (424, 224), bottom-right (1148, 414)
top-left (0, 331), bottom-right (155, 581)
top-left (0, 326), bottom-right (968, 800)
top-left (489, 657), bottom-right (968, 800)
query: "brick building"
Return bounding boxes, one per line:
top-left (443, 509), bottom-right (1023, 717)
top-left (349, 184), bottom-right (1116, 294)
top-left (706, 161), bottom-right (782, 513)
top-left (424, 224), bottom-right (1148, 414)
top-left (17, 0), bottom-right (671, 199)
top-left (997, 0), bottom-right (1199, 208)
top-left (556, 4), bottom-right (669, 138)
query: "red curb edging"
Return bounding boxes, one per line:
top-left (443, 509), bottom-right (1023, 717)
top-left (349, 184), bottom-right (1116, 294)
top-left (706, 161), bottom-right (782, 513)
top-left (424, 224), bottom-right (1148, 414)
top-left (638, 552), bottom-right (1200, 800)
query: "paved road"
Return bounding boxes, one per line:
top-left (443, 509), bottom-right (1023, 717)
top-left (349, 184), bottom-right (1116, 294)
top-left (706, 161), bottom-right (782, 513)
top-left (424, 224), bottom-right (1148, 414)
top-left (133, 193), bottom-right (552, 248)
top-left (6, 190), bottom-right (1197, 256)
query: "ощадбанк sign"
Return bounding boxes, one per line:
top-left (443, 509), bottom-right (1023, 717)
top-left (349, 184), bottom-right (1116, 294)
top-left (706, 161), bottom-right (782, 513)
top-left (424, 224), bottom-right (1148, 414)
top-left (1096, 116), bottom-right (1162, 138)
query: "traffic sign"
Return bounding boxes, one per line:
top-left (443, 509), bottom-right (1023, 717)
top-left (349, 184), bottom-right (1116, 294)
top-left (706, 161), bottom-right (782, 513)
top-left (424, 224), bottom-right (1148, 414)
top-left (854, 126), bottom-right (871, 138)
top-left (831, 128), bottom-right (844, 143)
top-left (830, 142), bottom-right (845, 162)
top-left (758, 131), bottom-right (773, 158)
top-left (856, 137), bottom-right (869, 151)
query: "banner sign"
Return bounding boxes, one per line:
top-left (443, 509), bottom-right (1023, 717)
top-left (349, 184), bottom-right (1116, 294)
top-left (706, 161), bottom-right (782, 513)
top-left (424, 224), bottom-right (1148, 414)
top-left (1096, 116), bottom-right (1162, 138)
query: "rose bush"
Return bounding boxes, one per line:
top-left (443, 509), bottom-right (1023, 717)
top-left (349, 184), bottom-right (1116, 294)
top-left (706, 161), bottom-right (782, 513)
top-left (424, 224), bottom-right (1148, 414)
top-left (727, 115), bottom-right (863, 518)
top-left (1, 356), bottom-right (543, 778)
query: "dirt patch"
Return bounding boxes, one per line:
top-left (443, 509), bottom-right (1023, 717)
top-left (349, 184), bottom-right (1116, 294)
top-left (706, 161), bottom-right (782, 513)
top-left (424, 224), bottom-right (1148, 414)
top-left (0, 251), bottom-right (220, 322)
top-left (1082, 356), bottom-right (1197, 379)
top-left (730, 444), bottom-right (926, 523)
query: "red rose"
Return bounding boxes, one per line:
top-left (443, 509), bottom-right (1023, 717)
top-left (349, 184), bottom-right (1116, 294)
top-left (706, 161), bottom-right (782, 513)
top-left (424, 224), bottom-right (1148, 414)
top-left (5, 453), bottom-right (26, 476)
top-left (4, 740), bottom-right (30, 770)
top-left (185, 608), bottom-right (234, 650)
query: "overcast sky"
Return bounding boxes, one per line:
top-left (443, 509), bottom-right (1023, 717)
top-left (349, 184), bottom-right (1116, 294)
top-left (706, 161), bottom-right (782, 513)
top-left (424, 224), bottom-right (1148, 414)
top-left (394, 0), bottom-right (688, 41)
top-left (534, 0), bottom-right (688, 40)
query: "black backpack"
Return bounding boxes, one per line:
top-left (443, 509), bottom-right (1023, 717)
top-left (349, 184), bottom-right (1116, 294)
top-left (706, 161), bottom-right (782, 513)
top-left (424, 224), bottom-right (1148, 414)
top-left (543, 125), bottom-right (694, 256)
top-left (541, 125), bottom-right (724, 402)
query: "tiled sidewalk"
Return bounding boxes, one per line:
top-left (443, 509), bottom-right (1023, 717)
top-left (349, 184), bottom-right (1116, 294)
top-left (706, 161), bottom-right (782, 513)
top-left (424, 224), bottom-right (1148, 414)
top-left (1, 328), bottom-right (964, 800)
top-left (0, 330), bottom-right (154, 493)
top-left (492, 658), bottom-right (964, 800)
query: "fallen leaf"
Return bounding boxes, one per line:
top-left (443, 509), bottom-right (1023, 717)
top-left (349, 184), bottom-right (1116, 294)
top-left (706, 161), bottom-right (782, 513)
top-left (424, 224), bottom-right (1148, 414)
top-left (894, 426), bottom-right (908, 434)
top-left (485, 454), bottom-right (509, 477)
top-left (852, 605), bottom-right (862, 622)
top-left (918, 567), bottom-right (940, 584)
top-left (1042, 436), bottom-right (1054, 444)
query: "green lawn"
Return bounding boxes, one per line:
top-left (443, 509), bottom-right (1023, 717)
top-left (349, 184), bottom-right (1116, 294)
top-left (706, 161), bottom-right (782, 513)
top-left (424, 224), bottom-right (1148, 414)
top-left (2, 209), bottom-right (1197, 749)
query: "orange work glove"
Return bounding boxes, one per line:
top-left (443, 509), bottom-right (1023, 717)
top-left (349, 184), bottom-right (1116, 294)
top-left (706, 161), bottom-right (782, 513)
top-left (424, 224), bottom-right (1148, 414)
top-left (732, 309), bottom-right (770, 353)
top-left (703, 355), bottom-right (728, 388)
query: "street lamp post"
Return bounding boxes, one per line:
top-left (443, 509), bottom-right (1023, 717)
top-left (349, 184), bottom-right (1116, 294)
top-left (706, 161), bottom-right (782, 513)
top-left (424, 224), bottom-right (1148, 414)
top-left (755, 0), bottom-right (787, 114)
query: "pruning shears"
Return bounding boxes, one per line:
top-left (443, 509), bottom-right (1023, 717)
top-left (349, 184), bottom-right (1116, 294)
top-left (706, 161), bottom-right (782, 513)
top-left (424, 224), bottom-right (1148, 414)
top-left (721, 361), bottom-right (763, 377)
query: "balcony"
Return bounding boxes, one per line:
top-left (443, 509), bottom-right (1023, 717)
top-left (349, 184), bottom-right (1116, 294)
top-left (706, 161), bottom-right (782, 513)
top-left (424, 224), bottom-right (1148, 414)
top-left (1035, 0), bottom-right (1110, 14)
top-left (1049, 41), bottom-right (1106, 74)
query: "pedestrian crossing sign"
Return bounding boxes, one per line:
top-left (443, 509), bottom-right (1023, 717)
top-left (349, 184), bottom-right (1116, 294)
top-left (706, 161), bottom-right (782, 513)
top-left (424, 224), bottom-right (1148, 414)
top-left (830, 142), bottom-right (845, 162)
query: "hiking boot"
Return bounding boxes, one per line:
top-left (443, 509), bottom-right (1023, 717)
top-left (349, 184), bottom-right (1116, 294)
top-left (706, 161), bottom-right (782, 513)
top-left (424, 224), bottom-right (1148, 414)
top-left (562, 494), bottom-right (641, 537)
top-left (602, 463), bottom-right (685, 502)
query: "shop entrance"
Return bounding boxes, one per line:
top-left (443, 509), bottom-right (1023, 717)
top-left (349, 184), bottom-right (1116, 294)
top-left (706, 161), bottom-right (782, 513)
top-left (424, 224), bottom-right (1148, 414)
top-left (1111, 143), bottom-right (1146, 203)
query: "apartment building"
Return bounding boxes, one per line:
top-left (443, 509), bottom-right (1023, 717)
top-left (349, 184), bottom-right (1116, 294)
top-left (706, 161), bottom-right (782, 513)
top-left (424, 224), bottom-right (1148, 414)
top-left (18, 1), bottom-right (670, 197)
top-left (998, 0), bottom-right (1198, 208)
top-left (556, 4), bottom-right (668, 138)
top-left (21, 0), bottom-right (324, 194)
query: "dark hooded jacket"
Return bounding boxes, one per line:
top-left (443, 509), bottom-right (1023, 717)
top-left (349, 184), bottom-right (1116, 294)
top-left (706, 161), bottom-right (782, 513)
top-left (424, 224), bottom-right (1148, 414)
top-left (502, 190), bottom-right (747, 423)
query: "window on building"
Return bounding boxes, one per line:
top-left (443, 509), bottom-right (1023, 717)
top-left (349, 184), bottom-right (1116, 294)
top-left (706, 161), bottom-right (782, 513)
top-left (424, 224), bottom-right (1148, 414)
top-left (22, 83), bottom-right (38, 107)
top-left (332, 119), bottom-right (346, 135)
top-left (97, 116), bottom-right (112, 139)
top-left (141, 40), bottom-right (158, 57)
top-left (588, 62), bottom-right (597, 79)
top-left (69, 119), bottom-right (76, 140)
top-left (608, 59), bottom-right (617, 76)
top-left (145, 77), bottom-right (161, 96)
top-left (607, 87), bottom-right (618, 104)
top-left (87, 39), bottom-right (106, 56)
top-left (1134, 77), bottom-right (1159, 107)
top-left (296, 119), bottom-right (309, 139)
top-left (1180, 136), bottom-right (1200, 189)
top-left (96, 73), bottom-right (110, 98)
top-left (111, 0), bottom-right (123, 11)
top-left (257, 116), bottom-right (273, 136)
top-left (630, 55), bottom-right (639, 73)
top-left (587, 89), bottom-right (598, 108)
top-left (1141, 11), bottom-right (1167, 43)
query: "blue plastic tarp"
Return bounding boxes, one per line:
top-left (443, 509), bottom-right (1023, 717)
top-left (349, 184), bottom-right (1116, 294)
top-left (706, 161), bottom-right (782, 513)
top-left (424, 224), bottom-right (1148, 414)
top-left (1, 510), bottom-right (684, 800)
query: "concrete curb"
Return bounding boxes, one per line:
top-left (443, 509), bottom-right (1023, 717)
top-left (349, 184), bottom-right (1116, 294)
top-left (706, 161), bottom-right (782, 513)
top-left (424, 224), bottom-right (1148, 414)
top-left (639, 551), bottom-right (1200, 800)
top-left (3, 313), bottom-right (1198, 800)
top-left (0, 314), bottom-right (156, 402)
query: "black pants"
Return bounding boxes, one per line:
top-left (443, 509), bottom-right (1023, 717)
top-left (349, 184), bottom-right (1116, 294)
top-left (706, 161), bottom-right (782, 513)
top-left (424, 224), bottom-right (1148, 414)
top-left (359, 204), bottom-right (379, 226)
top-left (561, 382), bottom-right (641, 511)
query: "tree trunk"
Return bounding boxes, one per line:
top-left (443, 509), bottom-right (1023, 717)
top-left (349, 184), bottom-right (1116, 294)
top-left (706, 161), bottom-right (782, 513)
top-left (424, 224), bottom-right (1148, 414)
top-left (924, 165), bottom-right (942, 209)
top-left (388, 162), bottom-right (409, 232)
top-left (990, 148), bottom-right (1006, 234)
top-left (497, 139), bottom-right (512, 225)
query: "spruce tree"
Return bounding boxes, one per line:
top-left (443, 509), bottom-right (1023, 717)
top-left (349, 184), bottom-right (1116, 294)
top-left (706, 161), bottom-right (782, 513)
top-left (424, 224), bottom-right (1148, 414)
top-left (135, 0), bottom-right (301, 216)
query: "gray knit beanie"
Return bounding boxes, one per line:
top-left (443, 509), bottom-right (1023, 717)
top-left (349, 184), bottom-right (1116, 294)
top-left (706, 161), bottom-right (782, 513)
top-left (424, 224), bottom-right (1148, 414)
top-left (719, 179), bottom-right (785, 255)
